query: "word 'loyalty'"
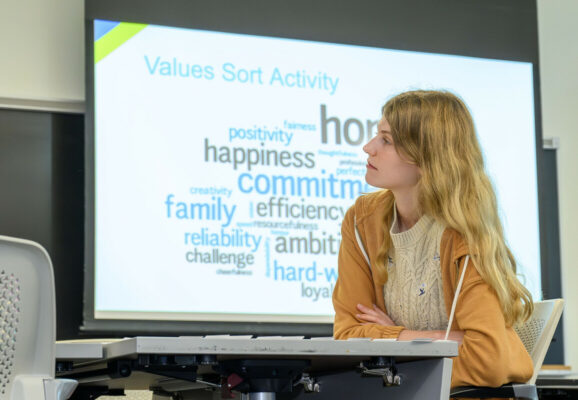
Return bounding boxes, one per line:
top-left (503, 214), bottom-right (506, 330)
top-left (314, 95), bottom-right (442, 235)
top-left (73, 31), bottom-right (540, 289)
top-left (184, 228), bottom-right (262, 252)
top-left (302, 282), bottom-right (335, 302)
top-left (165, 194), bottom-right (235, 227)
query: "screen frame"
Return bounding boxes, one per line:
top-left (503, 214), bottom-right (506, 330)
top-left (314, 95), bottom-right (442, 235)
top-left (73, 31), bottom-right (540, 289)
top-left (82, 0), bottom-right (545, 336)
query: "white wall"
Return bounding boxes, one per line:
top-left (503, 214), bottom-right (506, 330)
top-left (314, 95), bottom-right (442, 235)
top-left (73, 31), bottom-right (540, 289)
top-left (0, 0), bottom-right (84, 107)
top-left (0, 0), bottom-right (577, 368)
top-left (537, 0), bottom-right (578, 369)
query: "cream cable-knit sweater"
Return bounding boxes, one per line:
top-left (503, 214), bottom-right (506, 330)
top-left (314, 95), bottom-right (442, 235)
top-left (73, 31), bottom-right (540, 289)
top-left (383, 207), bottom-right (448, 330)
top-left (333, 190), bottom-right (533, 388)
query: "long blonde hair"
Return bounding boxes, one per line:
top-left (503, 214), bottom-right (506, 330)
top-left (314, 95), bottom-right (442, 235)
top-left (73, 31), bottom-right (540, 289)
top-left (375, 90), bottom-right (533, 326)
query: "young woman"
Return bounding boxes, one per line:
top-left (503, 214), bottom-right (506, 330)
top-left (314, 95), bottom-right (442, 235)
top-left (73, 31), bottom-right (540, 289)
top-left (332, 90), bottom-right (534, 388)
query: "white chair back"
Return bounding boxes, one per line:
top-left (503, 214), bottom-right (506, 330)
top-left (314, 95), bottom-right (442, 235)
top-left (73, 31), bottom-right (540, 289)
top-left (0, 235), bottom-right (76, 400)
top-left (514, 299), bottom-right (564, 385)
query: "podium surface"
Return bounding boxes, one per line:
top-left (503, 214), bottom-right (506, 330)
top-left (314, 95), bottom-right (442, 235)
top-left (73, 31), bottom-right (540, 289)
top-left (56, 336), bottom-right (458, 400)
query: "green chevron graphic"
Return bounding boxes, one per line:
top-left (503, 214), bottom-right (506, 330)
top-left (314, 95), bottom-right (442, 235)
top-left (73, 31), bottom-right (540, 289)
top-left (95, 22), bottom-right (148, 64)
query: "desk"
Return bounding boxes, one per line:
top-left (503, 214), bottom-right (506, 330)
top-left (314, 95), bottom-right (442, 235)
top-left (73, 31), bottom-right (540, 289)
top-left (536, 374), bottom-right (578, 399)
top-left (56, 336), bottom-right (457, 400)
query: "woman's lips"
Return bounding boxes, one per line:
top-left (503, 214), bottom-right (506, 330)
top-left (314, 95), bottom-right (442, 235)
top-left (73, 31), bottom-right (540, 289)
top-left (367, 162), bottom-right (377, 170)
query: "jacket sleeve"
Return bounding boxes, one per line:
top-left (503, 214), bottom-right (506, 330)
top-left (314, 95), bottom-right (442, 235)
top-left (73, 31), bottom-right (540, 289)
top-left (332, 206), bottom-right (405, 339)
top-left (450, 255), bottom-right (533, 388)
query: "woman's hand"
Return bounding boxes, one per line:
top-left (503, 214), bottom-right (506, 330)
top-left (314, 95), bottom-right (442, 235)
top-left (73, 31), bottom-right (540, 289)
top-left (398, 329), bottom-right (465, 344)
top-left (355, 304), bottom-right (465, 344)
top-left (356, 303), bottom-right (396, 326)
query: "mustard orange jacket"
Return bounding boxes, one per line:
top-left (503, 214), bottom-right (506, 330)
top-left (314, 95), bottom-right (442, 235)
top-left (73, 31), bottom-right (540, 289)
top-left (332, 190), bottom-right (533, 388)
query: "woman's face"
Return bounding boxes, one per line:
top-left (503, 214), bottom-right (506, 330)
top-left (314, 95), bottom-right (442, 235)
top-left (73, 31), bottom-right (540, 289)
top-left (363, 118), bottom-right (421, 190)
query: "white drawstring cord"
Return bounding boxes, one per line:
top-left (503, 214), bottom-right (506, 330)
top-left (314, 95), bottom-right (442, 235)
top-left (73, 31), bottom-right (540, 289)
top-left (444, 255), bottom-right (470, 340)
top-left (354, 215), bottom-right (371, 270)
top-left (356, 213), bottom-right (468, 342)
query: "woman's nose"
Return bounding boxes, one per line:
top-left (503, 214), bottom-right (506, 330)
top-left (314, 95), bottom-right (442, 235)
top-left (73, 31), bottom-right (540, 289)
top-left (363, 139), bottom-right (374, 155)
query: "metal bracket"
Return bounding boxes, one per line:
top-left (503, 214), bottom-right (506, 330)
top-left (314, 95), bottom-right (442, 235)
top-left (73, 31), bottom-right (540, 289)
top-left (359, 356), bottom-right (402, 386)
top-left (216, 359), bottom-right (311, 395)
top-left (294, 373), bottom-right (320, 393)
top-left (543, 137), bottom-right (560, 150)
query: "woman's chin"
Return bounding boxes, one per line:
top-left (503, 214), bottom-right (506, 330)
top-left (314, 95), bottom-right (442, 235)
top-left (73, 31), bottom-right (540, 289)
top-left (364, 176), bottom-right (384, 189)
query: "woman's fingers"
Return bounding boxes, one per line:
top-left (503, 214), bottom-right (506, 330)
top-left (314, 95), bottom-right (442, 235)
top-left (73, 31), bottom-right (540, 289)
top-left (356, 303), bottom-right (396, 326)
top-left (372, 304), bottom-right (387, 317)
top-left (356, 303), bottom-right (373, 313)
top-left (356, 313), bottom-right (379, 322)
top-left (357, 303), bottom-right (387, 315)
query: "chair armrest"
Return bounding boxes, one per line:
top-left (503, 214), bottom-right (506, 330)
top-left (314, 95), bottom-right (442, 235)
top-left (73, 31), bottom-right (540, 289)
top-left (450, 383), bottom-right (537, 399)
top-left (10, 376), bottom-right (78, 400)
top-left (44, 378), bottom-right (78, 400)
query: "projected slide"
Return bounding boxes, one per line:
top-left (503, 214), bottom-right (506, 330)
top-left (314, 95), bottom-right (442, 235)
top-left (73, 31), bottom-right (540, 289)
top-left (93, 20), bottom-right (540, 322)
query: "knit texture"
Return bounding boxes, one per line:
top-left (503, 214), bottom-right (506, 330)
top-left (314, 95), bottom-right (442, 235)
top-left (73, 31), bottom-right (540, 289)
top-left (383, 207), bottom-right (448, 330)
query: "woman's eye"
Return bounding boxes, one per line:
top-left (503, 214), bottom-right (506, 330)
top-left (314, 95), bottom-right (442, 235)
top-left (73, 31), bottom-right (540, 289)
top-left (375, 132), bottom-right (392, 145)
